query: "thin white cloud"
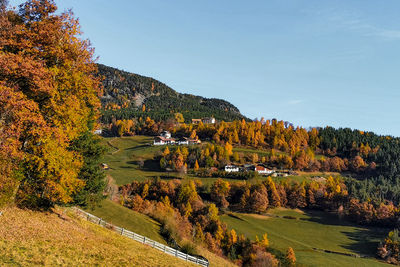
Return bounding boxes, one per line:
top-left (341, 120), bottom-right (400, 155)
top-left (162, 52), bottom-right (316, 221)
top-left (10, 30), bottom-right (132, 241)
top-left (343, 19), bottom-right (400, 40)
top-left (305, 7), bottom-right (400, 41)
top-left (370, 28), bottom-right (400, 40)
top-left (287, 99), bottom-right (303, 105)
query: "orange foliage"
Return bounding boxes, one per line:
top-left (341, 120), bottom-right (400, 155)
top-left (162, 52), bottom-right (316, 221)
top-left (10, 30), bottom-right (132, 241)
top-left (0, 0), bottom-right (101, 207)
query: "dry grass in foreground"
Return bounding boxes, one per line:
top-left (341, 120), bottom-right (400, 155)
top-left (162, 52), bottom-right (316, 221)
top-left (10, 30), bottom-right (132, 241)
top-left (0, 206), bottom-right (196, 266)
top-left (197, 246), bottom-right (237, 267)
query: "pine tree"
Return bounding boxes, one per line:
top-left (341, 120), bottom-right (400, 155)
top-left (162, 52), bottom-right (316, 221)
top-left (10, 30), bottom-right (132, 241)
top-left (261, 233), bottom-right (269, 248)
top-left (194, 160), bottom-right (200, 171)
top-left (233, 152), bottom-right (240, 162)
top-left (265, 177), bottom-right (281, 207)
top-left (194, 222), bottom-right (205, 242)
top-left (163, 146), bottom-right (170, 156)
top-left (69, 131), bottom-right (106, 208)
top-left (190, 130), bottom-right (197, 139)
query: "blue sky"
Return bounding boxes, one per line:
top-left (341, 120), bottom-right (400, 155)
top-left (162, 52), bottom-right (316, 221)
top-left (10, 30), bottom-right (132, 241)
top-left (10, 0), bottom-right (400, 136)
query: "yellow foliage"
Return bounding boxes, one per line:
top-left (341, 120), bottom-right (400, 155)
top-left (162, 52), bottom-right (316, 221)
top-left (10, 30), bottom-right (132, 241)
top-left (230, 229), bottom-right (237, 244)
top-left (261, 233), bottom-right (269, 248)
top-left (163, 147), bottom-right (170, 156)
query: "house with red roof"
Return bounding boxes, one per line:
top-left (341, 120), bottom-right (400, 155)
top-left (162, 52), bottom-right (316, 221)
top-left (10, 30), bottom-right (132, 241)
top-left (254, 165), bottom-right (274, 175)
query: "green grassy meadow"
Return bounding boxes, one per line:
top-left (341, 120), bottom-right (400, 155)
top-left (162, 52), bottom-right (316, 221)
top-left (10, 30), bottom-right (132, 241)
top-left (101, 136), bottom-right (176, 185)
top-left (85, 199), bottom-right (166, 244)
top-left (221, 208), bottom-right (390, 267)
top-left (101, 136), bottom-right (266, 186)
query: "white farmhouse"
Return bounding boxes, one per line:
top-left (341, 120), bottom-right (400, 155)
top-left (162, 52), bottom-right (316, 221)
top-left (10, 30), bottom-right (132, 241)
top-left (154, 136), bottom-right (175, 146)
top-left (225, 165), bottom-right (239, 172)
top-left (254, 165), bottom-right (274, 175)
top-left (154, 131), bottom-right (201, 146)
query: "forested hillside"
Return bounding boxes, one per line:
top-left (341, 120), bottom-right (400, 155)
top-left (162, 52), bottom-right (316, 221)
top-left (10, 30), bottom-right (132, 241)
top-left (97, 64), bottom-right (248, 123)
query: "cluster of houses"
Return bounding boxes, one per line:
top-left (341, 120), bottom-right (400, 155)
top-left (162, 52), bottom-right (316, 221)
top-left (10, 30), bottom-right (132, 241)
top-left (192, 117), bottom-right (216, 124)
top-left (224, 164), bottom-right (292, 177)
top-left (153, 131), bottom-right (201, 146)
top-left (224, 164), bottom-right (274, 175)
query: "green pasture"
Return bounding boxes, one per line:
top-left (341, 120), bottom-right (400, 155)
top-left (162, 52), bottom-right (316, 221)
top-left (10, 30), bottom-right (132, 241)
top-left (221, 208), bottom-right (390, 267)
top-left (84, 199), bottom-right (166, 244)
top-left (101, 136), bottom-right (180, 185)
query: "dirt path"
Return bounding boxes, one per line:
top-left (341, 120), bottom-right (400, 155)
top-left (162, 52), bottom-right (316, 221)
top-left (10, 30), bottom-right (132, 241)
top-left (107, 139), bottom-right (120, 155)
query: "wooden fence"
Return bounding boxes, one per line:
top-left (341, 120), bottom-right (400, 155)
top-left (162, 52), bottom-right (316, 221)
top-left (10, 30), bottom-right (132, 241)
top-left (73, 207), bottom-right (209, 267)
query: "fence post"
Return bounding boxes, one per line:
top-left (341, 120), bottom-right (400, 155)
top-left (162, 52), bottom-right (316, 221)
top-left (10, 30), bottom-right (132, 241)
top-left (143, 236), bottom-right (146, 244)
top-left (152, 241), bottom-right (155, 247)
top-left (186, 253), bottom-right (188, 261)
top-left (175, 249), bottom-right (178, 257)
top-left (132, 232), bottom-right (135, 239)
top-left (87, 214), bottom-right (90, 221)
top-left (163, 245), bottom-right (166, 253)
top-left (121, 228), bottom-right (124, 235)
top-left (98, 218), bottom-right (101, 225)
top-left (195, 258), bottom-right (198, 264)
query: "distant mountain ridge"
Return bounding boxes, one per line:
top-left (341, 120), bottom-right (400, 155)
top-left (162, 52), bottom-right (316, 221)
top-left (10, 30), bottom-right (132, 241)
top-left (97, 64), bottom-right (248, 123)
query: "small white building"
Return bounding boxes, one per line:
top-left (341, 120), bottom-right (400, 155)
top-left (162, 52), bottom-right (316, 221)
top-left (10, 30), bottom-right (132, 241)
top-left (94, 129), bottom-right (102, 135)
top-left (188, 139), bottom-right (201, 145)
top-left (225, 165), bottom-right (239, 172)
top-left (177, 137), bottom-right (201, 145)
top-left (202, 117), bottom-right (216, 124)
top-left (100, 163), bottom-right (109, 170)
top-left (272, 172), bottom-right (288, 177)
top-left (154, 136), bottom-right (175, 146)
top-left (160, 131), bottom-right (172, 139)
top-left (154, 133), bottom-right (201, 146)
top-left (177, 137), bottom-right (189, 145)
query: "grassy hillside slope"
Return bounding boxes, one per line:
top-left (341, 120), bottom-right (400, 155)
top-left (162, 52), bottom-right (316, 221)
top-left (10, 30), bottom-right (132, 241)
top-left (85, 199), bottom-right (236, 267)
top-left (221, 208), bottom-right (390, 267)
top-left (101, 136), bottom-right (168, 185)
top-left (0, 206), bottom-right (194, 267)
top-left (85, 199), bottom-right (166, 244)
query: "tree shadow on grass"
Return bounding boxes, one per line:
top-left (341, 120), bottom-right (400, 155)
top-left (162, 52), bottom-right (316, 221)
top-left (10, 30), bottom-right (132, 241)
top-left (126, 144), bottom-right (151, 151)
top-left (301, 209), bottom-right (353, 226)
top-left (340, 228), bottom-right (389, 256)
top-left (126, 159), bottom-right (162, 172)
top-left (226, 213), bottom-right (246, 221)
top-left (301, 209), bottom-right (389, 257)
top-left (158, 175), bottom-right (181, 180)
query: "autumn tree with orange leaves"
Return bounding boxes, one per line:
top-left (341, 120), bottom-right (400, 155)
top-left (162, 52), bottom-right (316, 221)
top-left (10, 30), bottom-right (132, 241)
top-left (0, 0), bottom-right (103, 208)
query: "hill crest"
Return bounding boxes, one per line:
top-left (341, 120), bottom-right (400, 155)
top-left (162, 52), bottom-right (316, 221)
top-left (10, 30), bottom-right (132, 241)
top-left (97, 64), bottom-right (248, 122)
